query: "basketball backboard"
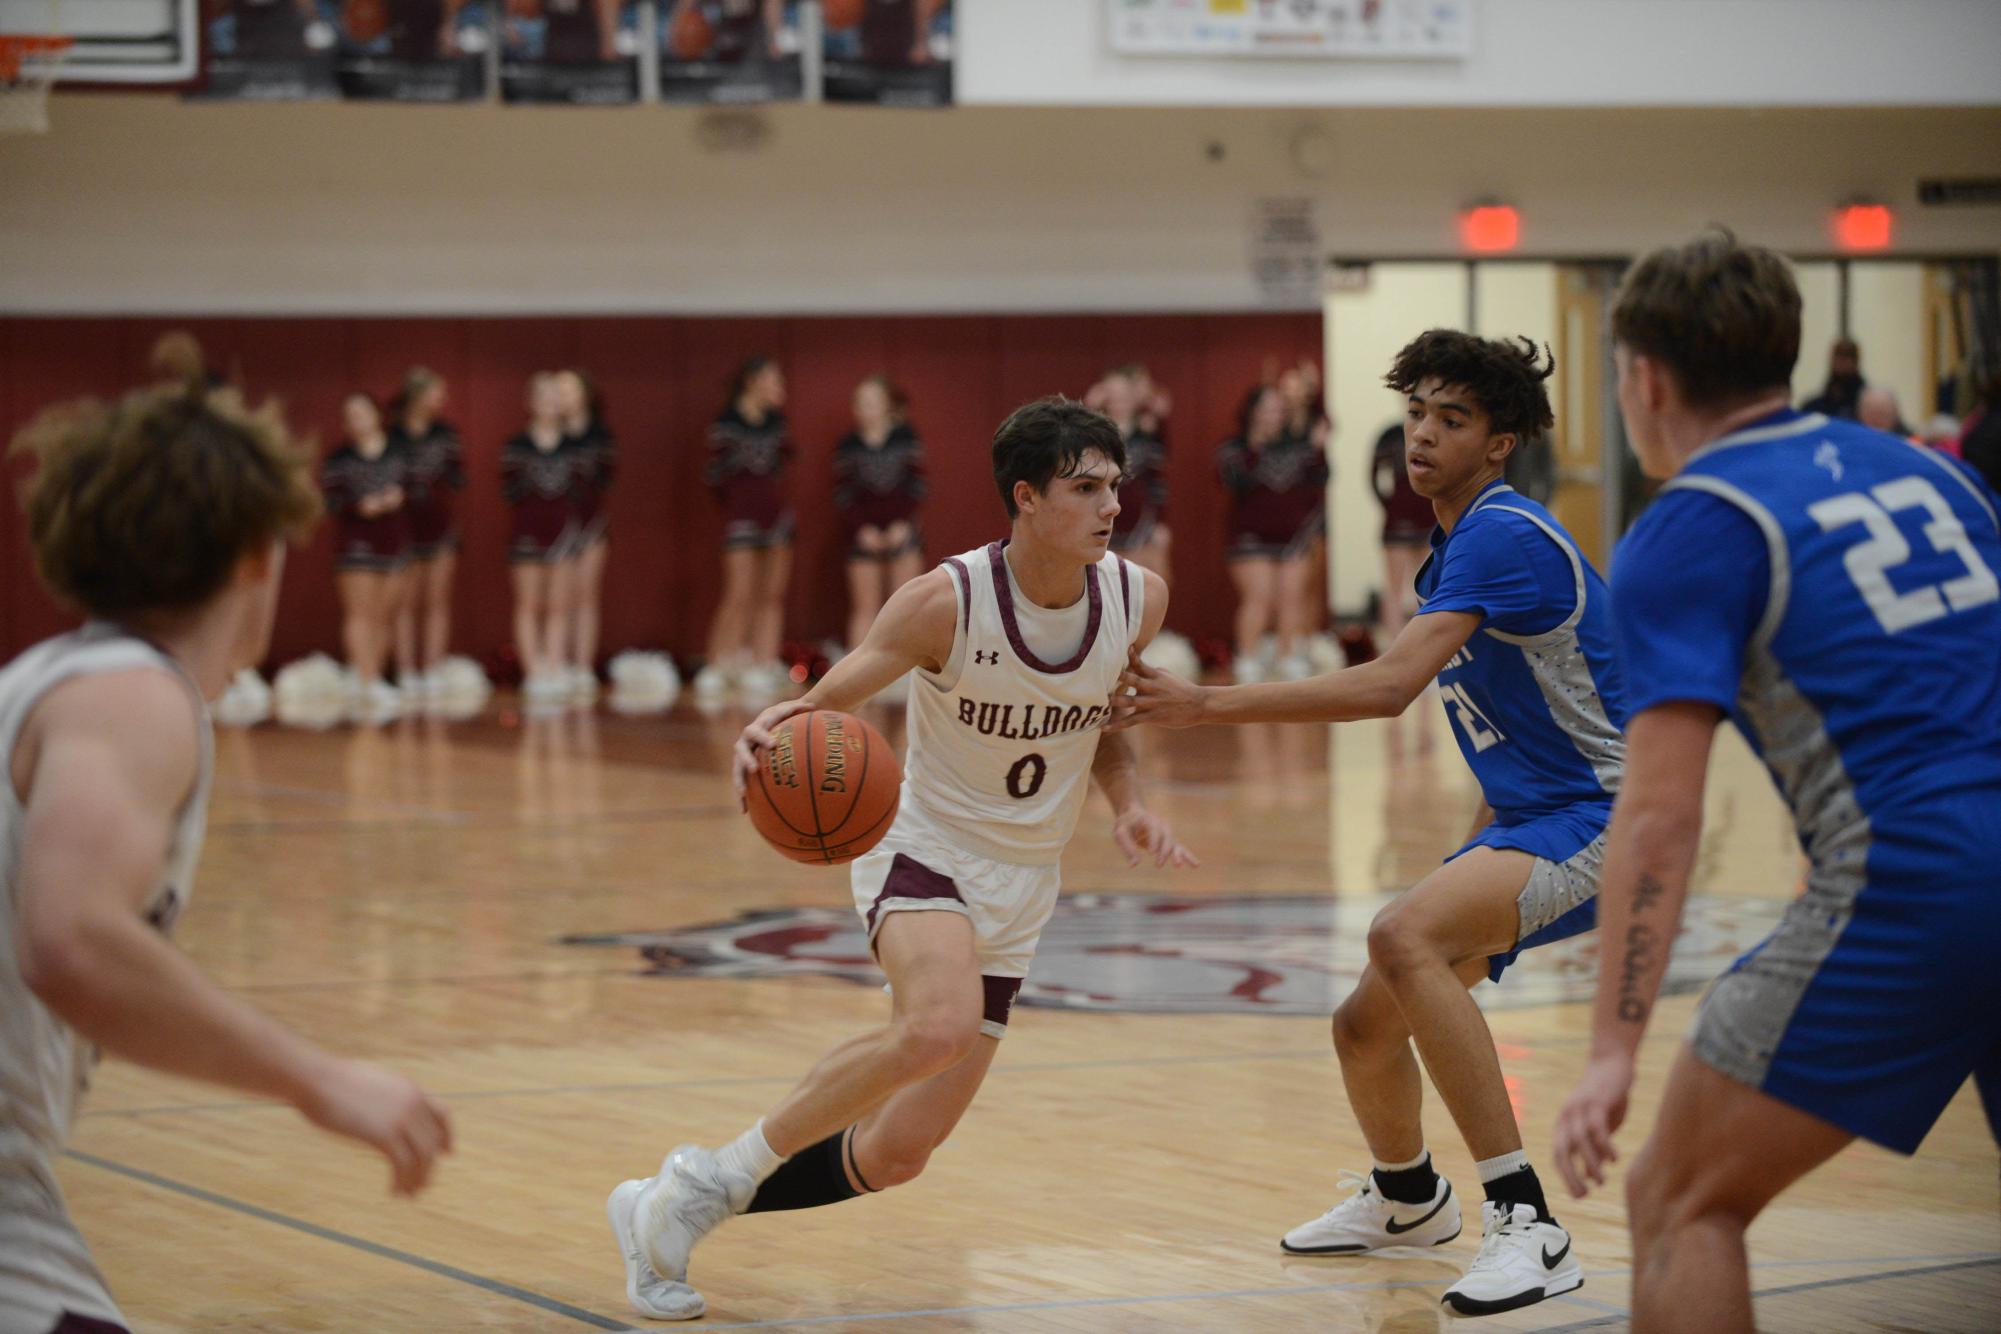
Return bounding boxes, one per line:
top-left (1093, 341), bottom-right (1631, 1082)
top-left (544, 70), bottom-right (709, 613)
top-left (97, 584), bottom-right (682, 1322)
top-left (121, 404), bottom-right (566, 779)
top-left (0, 0), bottom-right (197, 83)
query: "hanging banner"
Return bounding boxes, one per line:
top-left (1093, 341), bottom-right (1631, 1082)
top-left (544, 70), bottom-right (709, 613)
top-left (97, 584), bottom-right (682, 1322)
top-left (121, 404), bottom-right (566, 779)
top-left (821, 0), bottom-right (951, 107)
top-left (658, 0), bottom-right (803, 104)
top-left (1108, 0), bottom-right (1474, 60)
top-left (197, 0), bottom-right (341, 99)
top-left (336, 0), bottom-right (490, 101)
top-left (500, 0), bottom-right (640, 103)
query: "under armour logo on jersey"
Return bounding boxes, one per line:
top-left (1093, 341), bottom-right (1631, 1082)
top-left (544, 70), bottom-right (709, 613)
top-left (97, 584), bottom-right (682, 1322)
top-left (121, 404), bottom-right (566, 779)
top-left (1814, 443), bottom-right (1844, 481)
top-left (973, 650), bottom-right (1001, 666)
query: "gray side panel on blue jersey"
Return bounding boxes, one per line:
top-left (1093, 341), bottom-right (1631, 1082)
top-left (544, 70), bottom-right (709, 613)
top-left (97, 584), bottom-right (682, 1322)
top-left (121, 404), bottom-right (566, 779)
top-left (1693, 647), bottom-right (1872, 1090)
top-left (1477, 502), bottom-right (1625, 796)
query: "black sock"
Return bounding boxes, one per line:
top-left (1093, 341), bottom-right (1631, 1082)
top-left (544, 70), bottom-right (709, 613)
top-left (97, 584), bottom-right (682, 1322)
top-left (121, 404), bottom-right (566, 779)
top-left (742, 1128), bottom-right (870, 1213)
top-left (1483, 1164), bottom-right (1554, 1225)
top-left (1372, 1154), bottom-right (1441, 1206)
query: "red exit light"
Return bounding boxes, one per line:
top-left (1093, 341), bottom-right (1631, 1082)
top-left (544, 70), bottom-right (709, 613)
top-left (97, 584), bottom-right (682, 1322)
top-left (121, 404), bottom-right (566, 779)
top-left (1460, 205), bottom-right (1520, 254)
top-left (1834, 203), bottom-right (1893, 251)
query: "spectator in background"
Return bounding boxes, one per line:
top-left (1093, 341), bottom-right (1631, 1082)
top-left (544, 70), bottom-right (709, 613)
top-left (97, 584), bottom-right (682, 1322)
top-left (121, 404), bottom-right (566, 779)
top-left (1802, 336), bottom-right (1867, 419)
top-left (558, 368), bottom-right (614, 701)
top-left (1371, 420), bottom-right (1432, 646)
top-left (698, 356), bottom-right (794, 702)
top-left (1958, 372), bottom-right (2001, 492)
top-left (1095, 367), bottom-right (1171, 579)
top-left (1218, 385), bottom-right (1328, 684)
top-left (1279, 360), bottom-right (1333, 645)
top-left (1857, 385), bottom-right (1913, 439)
top-left (388, 367), bottom-right (464, 699)
top-left (1921, 413), bottom-right (1963, 457)
top-left (502, 373), bottom-right (584, 707)
top-left (322, 392), bottom-right (411, 721)
top-left (834, 374), bottom-right (926, 654)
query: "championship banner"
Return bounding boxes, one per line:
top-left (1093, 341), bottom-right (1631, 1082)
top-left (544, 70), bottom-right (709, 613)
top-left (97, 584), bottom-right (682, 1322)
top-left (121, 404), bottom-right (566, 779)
top-left (1108, 0), bottom-right (1473, 60)
top-left (500, 0), bottom-right (639, 103)
top-left (658, 0), bottom-right (802, 104)
top-left (820, 0), bottom-right (950, 108)
top-left (197, 0), bottom-right (341, 99)
top-left (336, 0), bottom-right (489, 101)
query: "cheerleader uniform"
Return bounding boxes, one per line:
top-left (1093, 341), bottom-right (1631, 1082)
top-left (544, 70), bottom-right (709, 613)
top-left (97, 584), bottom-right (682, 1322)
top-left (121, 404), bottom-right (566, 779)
top-left (833, 424), bottom-right (925, 560)
top-left (707, 404), bottom-right (793, 550)
top-left (1110, 426), bottom-right (1167, 554)
top-left (502, 430), bottom-right (584, 564)
top-left (323, 441), bottom-right (413, 572)
top-left (1217, 432), bottom-right (1329, 561)
top-left (565, 421), bottom-right (617, 548)
top-left (391, 418), bottom-right (465, 560)
top-left (1372, 422), bottom-right (1434, 548)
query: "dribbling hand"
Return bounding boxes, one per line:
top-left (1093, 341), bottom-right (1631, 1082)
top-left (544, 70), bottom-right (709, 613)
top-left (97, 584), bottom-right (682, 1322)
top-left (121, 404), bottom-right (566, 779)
top-left (298, 1058), bottom-right (453, 1197)
top-left (732, 699), bottom-right (816, 809)
top-left (1111, 806), bottom-right (1201, 870)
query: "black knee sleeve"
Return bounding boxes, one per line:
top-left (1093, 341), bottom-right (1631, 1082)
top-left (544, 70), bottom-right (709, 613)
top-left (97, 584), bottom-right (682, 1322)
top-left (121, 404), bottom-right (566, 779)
top-left (742, 1127), bottom-right (870, 1213)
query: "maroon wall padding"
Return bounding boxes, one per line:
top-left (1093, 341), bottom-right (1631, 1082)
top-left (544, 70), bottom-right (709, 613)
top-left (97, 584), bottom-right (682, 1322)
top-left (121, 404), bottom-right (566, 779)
top-left (0, 313), bottom-right (1321, 667)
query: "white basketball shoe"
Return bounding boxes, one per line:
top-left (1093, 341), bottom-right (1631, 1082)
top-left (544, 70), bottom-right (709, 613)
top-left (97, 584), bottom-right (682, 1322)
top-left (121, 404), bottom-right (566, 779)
top-left (1281, 1170), bottom-right (1461, 1254)
top-left (1440, 1201), bottom-right (1583, 1318)
top-left (606, 1177), bottom-right (706, 1321)
top-left (619, 1145), bottom-right (757, 1320)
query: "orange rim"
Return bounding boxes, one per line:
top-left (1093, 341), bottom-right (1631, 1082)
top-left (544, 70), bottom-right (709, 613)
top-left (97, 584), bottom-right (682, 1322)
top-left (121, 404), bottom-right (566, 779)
top-left (0, 35), bottom-right (73, 83)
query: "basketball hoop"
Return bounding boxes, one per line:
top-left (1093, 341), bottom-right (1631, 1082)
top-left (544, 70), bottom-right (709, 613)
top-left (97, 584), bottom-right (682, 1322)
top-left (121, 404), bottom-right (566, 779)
top-left (0, 34), bottom-right (72, 135)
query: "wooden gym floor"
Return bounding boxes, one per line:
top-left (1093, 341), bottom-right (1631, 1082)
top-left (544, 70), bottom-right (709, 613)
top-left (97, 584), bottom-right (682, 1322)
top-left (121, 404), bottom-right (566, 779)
top-left (56, 695), bottom-right (2001, 1331)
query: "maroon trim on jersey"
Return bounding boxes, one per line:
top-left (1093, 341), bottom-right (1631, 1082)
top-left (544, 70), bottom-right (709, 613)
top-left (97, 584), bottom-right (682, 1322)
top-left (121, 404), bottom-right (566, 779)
top-left (943, 557), bottom-right (971, 636)
top-left (986, 540), bottom-right (1103, 675)
top-left (982, 975), bottom-right (1024, 1028)
top-left (1116, 557), bottom-right (1133, 632)
top-left (865, 852), bottom-right (963, 934)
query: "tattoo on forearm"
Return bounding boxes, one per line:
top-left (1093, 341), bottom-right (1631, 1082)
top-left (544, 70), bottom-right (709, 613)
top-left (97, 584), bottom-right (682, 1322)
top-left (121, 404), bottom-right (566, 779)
top-left (1616, 922), bottom-right (1660, 1024)
top-left (1634, 872), bottom-right (1665, 913)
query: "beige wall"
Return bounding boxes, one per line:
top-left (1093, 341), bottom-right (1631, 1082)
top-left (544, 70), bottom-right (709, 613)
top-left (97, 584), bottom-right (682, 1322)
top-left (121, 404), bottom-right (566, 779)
top-left (2, 101), bottom-right (1997, 315)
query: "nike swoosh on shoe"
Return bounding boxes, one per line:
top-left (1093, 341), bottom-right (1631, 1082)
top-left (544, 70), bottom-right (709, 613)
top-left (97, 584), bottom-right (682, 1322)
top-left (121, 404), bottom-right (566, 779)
top-left (1543, 1240), bottom-right (1571, 1268)
top-left (1382, 1189), bottom-right (1452, 1235)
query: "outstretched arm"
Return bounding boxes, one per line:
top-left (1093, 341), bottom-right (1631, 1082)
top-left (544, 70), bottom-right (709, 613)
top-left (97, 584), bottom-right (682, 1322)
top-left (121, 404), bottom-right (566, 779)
top-left (732, 568), bottom-right (956, 800)
top-left (1553, 702), bottom-right (1718, 1197)
top-left (16, 672), bottom-right (451, 1195)
top-left (1109, 608), bottom-right (1475, 730)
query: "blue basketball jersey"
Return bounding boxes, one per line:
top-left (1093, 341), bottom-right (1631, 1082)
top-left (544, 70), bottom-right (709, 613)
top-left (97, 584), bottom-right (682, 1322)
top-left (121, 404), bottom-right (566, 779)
top-left (1414, 479), bottom-right (1630, 833)
top-left (1614, 409), bottom-right (2001, 890)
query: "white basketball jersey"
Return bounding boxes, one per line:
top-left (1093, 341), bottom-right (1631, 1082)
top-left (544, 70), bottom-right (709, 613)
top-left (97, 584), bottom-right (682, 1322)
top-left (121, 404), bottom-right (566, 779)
top-left (0, 624), bottom-right (212, 1165)
top-left (904, 541), bottom-right (1144, 866)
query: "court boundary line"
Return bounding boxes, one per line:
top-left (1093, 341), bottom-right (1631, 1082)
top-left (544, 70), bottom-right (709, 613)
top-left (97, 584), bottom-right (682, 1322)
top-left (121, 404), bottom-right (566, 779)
top-left (64, 1149), bottom-right (629, 1331)
top-left (1534, 1254), bottom-right (2001, 1332)
top-left (685, 1253), bottom-right (2001, 1330)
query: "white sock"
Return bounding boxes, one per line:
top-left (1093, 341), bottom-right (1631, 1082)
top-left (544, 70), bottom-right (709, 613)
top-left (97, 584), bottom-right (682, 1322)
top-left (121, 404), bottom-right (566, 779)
top-left (714, 1119), bottom-right (786, 1185)
top-left (1372, 1150), bottom-right (1432, 1174)
top-left (1475, 1149), bottom-right (1530, 1184)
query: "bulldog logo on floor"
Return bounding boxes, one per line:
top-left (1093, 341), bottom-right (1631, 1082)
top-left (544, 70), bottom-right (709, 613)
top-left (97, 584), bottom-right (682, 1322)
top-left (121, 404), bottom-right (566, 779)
top-left (563, 892), bottom-right (1785, 1015)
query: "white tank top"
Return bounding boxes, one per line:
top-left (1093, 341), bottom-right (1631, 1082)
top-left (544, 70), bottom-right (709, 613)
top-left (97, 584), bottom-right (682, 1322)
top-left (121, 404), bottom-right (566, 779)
top-left (904, 541), bottom-right (1144, 866)
top-left (0, 624), bottom-right (212, 1167)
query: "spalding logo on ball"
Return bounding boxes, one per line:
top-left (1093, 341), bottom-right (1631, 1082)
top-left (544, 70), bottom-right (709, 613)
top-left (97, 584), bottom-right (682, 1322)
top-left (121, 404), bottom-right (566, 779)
top-left (745, 710), bottom-right (901, 865)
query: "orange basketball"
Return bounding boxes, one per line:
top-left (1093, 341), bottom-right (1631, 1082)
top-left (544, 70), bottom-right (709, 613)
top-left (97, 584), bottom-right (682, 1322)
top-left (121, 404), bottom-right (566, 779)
top-left (671, 3), bottom-right (713, 58)
top-left (822, 0), bottom-right (864, 31)
top-left (745, 710), bottom-right (901, 865)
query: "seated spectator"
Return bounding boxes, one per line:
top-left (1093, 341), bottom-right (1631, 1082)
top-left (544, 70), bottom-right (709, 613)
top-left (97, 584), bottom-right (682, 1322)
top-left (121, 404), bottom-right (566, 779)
top-left (1802, 337), bottom-right (1866, 419)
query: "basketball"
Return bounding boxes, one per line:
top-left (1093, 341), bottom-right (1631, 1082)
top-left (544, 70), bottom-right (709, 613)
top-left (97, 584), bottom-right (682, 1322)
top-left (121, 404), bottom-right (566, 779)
top-left (745, 709), bottom-right (900, 864)
top-left (671, 3), bottom-right (713, 58)
top-left (822, 0), bottom-right (864, 31)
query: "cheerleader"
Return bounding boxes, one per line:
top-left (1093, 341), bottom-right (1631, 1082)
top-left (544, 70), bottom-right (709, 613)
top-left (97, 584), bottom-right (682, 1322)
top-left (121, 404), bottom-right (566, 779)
top-left (1217, 385), bottom-right (1328, 683)
top-left (322, 391), bottom-right (412, 719)
top-left (388, 366), bottom-right (464, 698)
top-left (1097, 367), bottom-right (1171, 579)
top-left (1278, 360), bottom-right (1332, 647)
top-left (697, 356), bottom-right (792, 700)
top-left (833, 374), bottom-right (925, 653)
top-left (557, 368), bottom-right (613, 699)
top-left (1371, 419), bottom-right (1433, 645)
top-left (503, 373), bottom-right (583, 705)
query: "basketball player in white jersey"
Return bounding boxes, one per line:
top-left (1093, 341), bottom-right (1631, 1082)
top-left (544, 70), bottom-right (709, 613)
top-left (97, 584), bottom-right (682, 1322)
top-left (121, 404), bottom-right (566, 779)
top-left (606, 397), bottom-right (1197, 1321)
top-left (1, 379), bottom-right (452, 1334)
